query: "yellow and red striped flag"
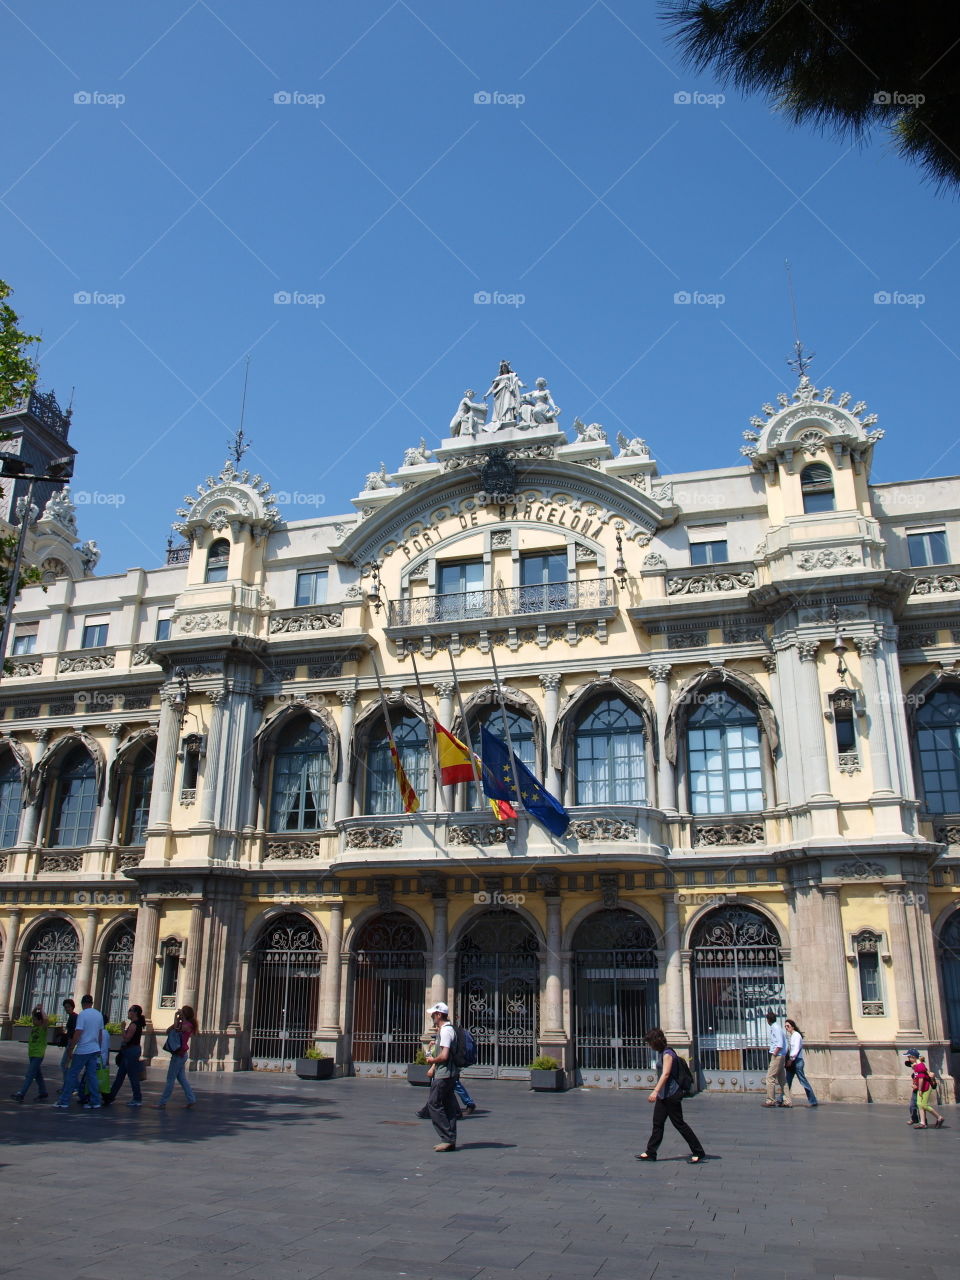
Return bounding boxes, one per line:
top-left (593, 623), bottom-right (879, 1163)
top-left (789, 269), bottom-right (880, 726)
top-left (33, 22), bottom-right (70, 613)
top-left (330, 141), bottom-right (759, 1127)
top-left (388, 739), bottom-right (420, 813)
top-left (435, 722), bottom-right (476, 785)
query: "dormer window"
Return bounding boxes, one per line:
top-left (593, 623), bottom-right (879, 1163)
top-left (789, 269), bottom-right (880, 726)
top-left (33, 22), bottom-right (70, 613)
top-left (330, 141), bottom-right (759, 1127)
top-left (907, 528), bottom-right (948, 567)
top-left (800, 463), bottom-right (835, 513)
top-left (205, 538), bottom-right (230, 583)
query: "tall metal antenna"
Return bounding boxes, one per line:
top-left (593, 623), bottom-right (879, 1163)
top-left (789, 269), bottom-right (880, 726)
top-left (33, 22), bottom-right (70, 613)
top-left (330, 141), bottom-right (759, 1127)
top-left (785, 260), bottom-right (815, 380)
top-left (228, 356), bottom-right (252, 464)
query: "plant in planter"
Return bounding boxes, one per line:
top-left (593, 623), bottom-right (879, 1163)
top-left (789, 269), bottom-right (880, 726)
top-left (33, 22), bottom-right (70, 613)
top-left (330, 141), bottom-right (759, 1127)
top-left (105, 1022), bottom-right (125, 1050)
top-left (406, 1047), bottom-right (432, 1086)
top-left (12, 1015), bottom-right (34, 1043)
top-left (528, 1054), bottom-right (565, 1092)
top-left (295, 1047), bottom-right (335, 1079)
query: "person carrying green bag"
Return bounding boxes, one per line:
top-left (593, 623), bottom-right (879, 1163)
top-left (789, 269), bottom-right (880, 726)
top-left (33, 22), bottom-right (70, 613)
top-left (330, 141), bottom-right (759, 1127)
top-left (54, 994), bottom-right (107, 1111)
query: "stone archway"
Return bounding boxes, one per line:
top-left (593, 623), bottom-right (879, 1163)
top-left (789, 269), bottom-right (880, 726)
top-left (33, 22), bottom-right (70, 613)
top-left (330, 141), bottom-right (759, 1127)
top-left (349, 912), bottom-right (428, 1077)
top-left (456, 909), bottom-right (540, 1078)
top-left (248, 914), bottom-right (324, 1065)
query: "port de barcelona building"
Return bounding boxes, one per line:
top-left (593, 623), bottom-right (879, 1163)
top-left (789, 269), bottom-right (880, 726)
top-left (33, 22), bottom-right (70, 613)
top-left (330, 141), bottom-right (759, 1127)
top-left (0, 359), bottom-right (958, 1104)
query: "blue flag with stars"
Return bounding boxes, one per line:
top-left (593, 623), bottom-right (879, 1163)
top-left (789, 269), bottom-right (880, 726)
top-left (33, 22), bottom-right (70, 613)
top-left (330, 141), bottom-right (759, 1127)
top-left (480, 725), bottom-right (570, 838)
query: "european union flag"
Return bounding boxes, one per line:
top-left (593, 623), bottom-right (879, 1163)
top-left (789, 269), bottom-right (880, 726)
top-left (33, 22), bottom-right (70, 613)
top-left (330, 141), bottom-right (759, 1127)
top-left (480, 725), bottom-right (570, 838)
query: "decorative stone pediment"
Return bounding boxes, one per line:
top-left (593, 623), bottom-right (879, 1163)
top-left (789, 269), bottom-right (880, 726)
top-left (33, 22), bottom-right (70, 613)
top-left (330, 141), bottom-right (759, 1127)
top-left (741, 377), bottom-right (883, 474)
top-left (174, 460), bottom-right (280, 539)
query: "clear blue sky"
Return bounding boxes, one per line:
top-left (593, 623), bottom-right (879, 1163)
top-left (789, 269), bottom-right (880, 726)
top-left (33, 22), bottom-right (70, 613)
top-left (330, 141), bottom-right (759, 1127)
top-left (4, 1), bottom-right (959, 575)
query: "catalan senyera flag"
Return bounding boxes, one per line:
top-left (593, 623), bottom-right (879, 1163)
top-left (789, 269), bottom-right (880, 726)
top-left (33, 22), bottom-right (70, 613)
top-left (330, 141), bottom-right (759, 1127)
top-left (388, 739), bottom-right (420, 813)
top-left (434, 721), bottom-right (517, 821)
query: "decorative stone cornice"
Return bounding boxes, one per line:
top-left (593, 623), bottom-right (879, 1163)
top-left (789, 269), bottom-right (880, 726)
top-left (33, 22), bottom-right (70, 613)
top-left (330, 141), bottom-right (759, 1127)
top-left (344, 826), bottom-right (402, 849)
top-left (741, 376), bottom-right (882, 475)
top-left (692, 822), bottom-right (764, 847)
top-left (174, 460), bottom-right (280, 537)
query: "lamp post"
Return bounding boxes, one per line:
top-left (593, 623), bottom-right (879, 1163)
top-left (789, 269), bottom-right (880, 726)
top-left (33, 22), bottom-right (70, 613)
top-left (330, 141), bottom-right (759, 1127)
top-left (0, 455), bottom-right (74, 674)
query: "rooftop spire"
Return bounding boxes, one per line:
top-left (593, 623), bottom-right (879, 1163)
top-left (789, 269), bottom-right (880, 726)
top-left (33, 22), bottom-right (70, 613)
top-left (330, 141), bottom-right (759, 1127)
top-left (784, 260), bottom-right (815, 380)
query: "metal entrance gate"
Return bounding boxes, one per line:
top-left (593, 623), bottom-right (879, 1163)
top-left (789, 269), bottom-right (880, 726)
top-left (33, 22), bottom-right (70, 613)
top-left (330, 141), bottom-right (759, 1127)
top-left (249, 915), bottom-right (324, 1065)
top-left (692, 906), bottom-right (785, 1092)
top-left (457, 910), bottom-right (539, 1078)
top-left (18, 920), bottom-right (79, 1016)
top-left (351, 914), bottom-right (427, 1077)
top-left (573, 909), bottom-right (660, 1088)
top-left (100, 926), bottom-right (135, 1025)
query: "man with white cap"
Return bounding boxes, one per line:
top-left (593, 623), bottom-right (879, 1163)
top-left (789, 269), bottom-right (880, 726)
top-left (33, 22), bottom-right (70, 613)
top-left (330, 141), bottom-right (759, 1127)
top-left (425, 1002), bottom-right (459, 1152)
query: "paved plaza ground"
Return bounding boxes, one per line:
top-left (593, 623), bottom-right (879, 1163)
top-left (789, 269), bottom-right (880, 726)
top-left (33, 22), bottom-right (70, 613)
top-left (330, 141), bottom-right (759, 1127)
top-left (0, 1043), bottom-right (957, 1280)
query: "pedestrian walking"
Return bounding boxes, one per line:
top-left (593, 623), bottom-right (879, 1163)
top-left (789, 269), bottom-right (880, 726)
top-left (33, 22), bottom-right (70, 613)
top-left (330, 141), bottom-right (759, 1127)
top-left (103, 1004), bottom-right (146, 1107)
top-left (906, 1050), bottom-right (945, 1129)
top-left (635, 1028), bottom-right (705, 1165)
top-left (11, 1006), bottom-right (50, 1102)
top-left (155, 1006), bottom-right (198, 1109)
top-left (424, 1002), bottom-right (459, 1152)
top-left (763, 1010), bottom-right (789, 1107)
top-left (784, 1018), bottom-right (818, 1106)
top-left (54, 994), bottom-right (107, 1110)
top-left (454, 1078), bottom-right (477, 1115)
top-left (904, 1048), bottom-right (921, 1124)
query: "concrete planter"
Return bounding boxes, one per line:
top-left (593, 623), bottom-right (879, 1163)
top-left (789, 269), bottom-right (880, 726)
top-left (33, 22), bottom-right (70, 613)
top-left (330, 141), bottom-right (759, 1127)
top-left (407, 1064), bottom-right (432, 1086)
top-left (295, 1057), bottom-right (335, 1080)
top-left (530, 1068), bottom-right (566, 1091)
top-left (12, 1026), bottom-right (31, 1043)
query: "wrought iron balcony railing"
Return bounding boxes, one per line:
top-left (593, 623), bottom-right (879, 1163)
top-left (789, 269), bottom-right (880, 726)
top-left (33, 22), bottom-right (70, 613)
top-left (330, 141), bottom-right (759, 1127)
top-left (387, 577), bottom-right (614, 628)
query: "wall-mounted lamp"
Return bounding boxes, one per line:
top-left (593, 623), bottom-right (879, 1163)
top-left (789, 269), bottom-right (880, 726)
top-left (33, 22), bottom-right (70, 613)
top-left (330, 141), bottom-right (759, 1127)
top-left (366, 562), bottom-right (383, 613)
top-left (828, 605), bottom-right (849, 684)
top-left (613, 521), bottom-right (628, 591)
top-left (172, 665), bottom-right (191, 724)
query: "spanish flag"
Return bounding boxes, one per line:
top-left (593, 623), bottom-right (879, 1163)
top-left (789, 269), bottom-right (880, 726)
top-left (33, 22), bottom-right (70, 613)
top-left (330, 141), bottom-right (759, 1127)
top-left (435, 722), bottom-right (476, 785)
top-left (388, 739), bottom-right (420, 813)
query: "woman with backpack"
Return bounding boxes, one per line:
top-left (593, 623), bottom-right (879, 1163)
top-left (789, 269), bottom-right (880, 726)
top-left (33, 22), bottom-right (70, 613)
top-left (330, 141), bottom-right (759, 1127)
top-left (906, 1050), bottom-right (944, 1129)
top-left (783, 1018), bottom-right (818, 1106)
top-left (636, 1028), bottom-right (706, 1165)
top-left (103, 1005), bottom-right (146, 1107)
top-left (154, 1006), bottom-right (198, 1109)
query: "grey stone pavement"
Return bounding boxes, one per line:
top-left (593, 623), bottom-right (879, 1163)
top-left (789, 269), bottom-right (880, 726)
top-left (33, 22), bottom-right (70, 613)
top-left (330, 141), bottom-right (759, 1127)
top-left (0, 1043), bottom-right (957, 1280)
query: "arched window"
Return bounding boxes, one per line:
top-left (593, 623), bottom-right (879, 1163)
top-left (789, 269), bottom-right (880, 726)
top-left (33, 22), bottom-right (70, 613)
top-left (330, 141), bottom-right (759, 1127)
top-left (574, 697), bottom-right (645, 805)
top-left (50, 746), bottom-right (98, 847)
top-left (468, 707), bottom-right (535, 808)
top-left (800, 463), bottom-right (835, 513)
top-left (269, 719), bottom-right (332, 831)
top-left (0, 752), bottom-right (22, 847)
top-left (122, 745), bottom-right (155, 846)
top-left (205, 538), bottom-right (230, 583)
top-left (365, 714), bottom-right (429, 814)
top-left (687, 690), bottom-right (763, 814)
top-left (938, 911), bottom-right (960, 1048)
top-left (916, 687), bottom-right (960, 813)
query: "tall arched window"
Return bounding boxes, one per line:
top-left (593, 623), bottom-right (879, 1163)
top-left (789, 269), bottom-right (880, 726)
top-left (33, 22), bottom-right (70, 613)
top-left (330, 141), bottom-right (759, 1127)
top-left (468, 707), bottom-right (535, 808)
top-left (687, 690), bottom-right (763, 814)
top-left (122, 745), bottom-right (155, 845)
top-left (205, 538), bottom-right (230, 583)
top-left (574, 697), bottom-right (645, 805)
top-left (269, 719), bottom-right (332, 831)
top-left (800, 463), bottom-right (835, 513)
top-left (50, 746), bottom-right (98, 847)
top-left (0, 752), bottom-right (23, 847)
top-left (365, 714), bottom-right (429, 814)
top-left (938, 911), bottom-right (960, 1048)
top-left (916, 687), bottom-right (960, 813)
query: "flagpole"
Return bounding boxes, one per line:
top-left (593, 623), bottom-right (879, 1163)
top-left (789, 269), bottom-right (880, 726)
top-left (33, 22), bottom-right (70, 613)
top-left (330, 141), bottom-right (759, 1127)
top-left (408, 641), bottom-right (448, 812)
top-left (370, 650), bottom-right (417, 813)
top-left (488, 643), bottom-right (523, 810)
top-left (447, 646), bottom-right (485, 807)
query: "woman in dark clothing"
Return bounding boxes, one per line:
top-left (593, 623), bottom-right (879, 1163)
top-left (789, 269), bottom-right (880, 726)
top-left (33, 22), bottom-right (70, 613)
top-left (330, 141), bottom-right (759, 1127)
top-left (636, 1028), bottom-right (706, 1165)
top-left (103, 1005), bottom-right (146, 1107)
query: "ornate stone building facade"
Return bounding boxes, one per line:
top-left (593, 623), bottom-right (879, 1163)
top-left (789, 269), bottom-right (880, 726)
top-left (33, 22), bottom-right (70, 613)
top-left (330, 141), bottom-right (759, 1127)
top-left (0, 363), bottom-right (957, 1103)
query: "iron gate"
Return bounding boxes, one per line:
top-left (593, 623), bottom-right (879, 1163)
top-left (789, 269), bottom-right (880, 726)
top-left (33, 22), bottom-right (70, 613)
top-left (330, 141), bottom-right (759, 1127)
top-left (692, 906), bottom-right (785, 1092)
top-left (100, 926), bottom-right (135, 1024)
top-left (249, 915), bottom-right (324, 1064)
top-left (573, 909), bottom-right (660, 1088)
top-left (18, 920), bottom-right (79, 1016)
top-left (457, 910), bottom-right (539, 1077)
top-left (351, 913), bottom-right (427, 1077)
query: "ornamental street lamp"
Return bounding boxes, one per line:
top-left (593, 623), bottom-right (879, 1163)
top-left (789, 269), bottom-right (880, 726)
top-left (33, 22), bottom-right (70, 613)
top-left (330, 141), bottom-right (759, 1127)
top-left (0, 455), bottom-right (75, 674)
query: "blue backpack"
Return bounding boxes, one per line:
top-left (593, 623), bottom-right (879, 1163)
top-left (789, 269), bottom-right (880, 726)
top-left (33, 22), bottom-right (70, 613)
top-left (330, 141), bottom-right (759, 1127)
top-left (450, 1026), bottom-right (477, 1070)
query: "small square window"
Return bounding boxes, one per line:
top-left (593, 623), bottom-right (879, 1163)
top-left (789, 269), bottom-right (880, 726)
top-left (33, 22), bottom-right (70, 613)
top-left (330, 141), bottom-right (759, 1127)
top-left (81, 618), bottom-right (109, 649)
top-left (295, 570), bottom-right (328, 608)
top-left (690, 539), bottom-right (728, 566)
top-left (12, 630), bottom-right (37, 655)
top-left (155, 611), bottom-right (172, 642)
top-left (908, 530), bottom-right (948, 567)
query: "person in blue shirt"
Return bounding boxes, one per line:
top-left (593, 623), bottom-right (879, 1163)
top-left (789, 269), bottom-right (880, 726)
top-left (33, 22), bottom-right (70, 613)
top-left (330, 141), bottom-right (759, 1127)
top-left (763, 1011), bottom-right (789, 1107)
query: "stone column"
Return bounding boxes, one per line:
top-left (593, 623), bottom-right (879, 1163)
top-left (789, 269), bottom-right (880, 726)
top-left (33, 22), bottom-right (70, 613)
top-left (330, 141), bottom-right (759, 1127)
top-left (94, 722), bottom-right (124, 846)
top-left (181, 900), bottom-right (206, 1012)
top-left (434, 682), bottom-right (456, 810)
top-left (854, 636), bottom-right (894, 796)
top-left (0, 907), bottom-right (23, 1027)
top-left (334, 691), bottom-right (357, 822)
top-left (819, 888), bottom-right (855, 1035)
top-left (147, 692), bottom-right (180, 831)
top-left (199, 689), bottom-right (227, 827)
top-left (542, 890), bottom-right (563, 1035)
top-left (650, 664), bottom-right (675, 813)
top-left (130, 898), bottom-right (161, 1015)
top-left (430, 894), bottom-right (448, 1007)
top-left (761, 655), bottom-right (790, 807)
top-left (660, 892), bottom-right (685, 1039)
top-left (76, 909), bottom-right (99, 999)
top-left (795, 641), bottom-right (832, 800)
top-left (319, 900), bottom-right (345, 1032)
top-left (886, 887), bottom-right (922, 1036)
top-left (539, 673), bottom-right (562, 800)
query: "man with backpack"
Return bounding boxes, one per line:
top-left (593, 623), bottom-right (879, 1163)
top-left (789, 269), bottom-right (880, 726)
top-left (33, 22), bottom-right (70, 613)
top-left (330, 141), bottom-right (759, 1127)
top-left (635, 1028), bottom-right (705, 1165)
top-left (424, 1002), bottom-right (460, 1152)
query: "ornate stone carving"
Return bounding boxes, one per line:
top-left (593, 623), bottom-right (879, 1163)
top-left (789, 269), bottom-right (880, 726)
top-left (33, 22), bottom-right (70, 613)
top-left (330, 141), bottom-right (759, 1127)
top-left (536, 869), bottom-right (559, 893)
top-left (692, 823), bottom-right (764, 847)
top-left (206, 689), bottom-right (227, 706)
top-left (132, 649), bottom-right (151, 666)
top-left (838, 752), bottom-right (861, 774)
top-left (667, 631), bottom-right (707, 649)
top-left (642, 552), bottom-right (667, 569)
top-left (374, 877), bottom-right (394, 911)
top-left (615, 433), bottom-right (649, 458)
top-left (761, 655), bottom-right (777, 674)
top-left (574, 542), bottom-right (598, 562)
top-left (539, 673), bottom-right (562, 693)
top-left (117, 852), bottom-right (144, 869)
top-left (574, 419), bottom-right (606, 442)
top-left (667, 571), bottom-right (755, 595)
top-left (796, 548), bottom-right (859, 571)
top-left (449, 389), bottom-right (488, 437)
top-left (175, 460), bottom-right (280, 534)
top-left (598, 872), bottom-right (619, 908)
top-left (269, 611), bottom-right (343, 634)
top-left (649, 662), bottom-right (672, 682)
top-left (448, 824), bottom-right (514, 846)
top-left (853, 637), bottom-right (880, 657)
top-left (40, 853), bottom-right (83, 872)
top-left (58, 653), bottom-right (115, 673)
top-left (10, 661), bottom-right (41, 677)
top-left (796, 640), bottom-right (820, 662)
top-left (834, 859), bottom-right (886, 879)
top-left (164, 880), bottom-right (196, 897)
top-left (266, 840), bottom-right (324, 860)
top-left (401, 438), bottom-right (431, 467)
top-left (570, 818), bottom-right (636, 841)
top-left (910, 574), bottom-right (960, 596)
top-left (0, 854), bottom-right (7, 872)
top-left (934, 824), bottom-right (960, 845)
top-left (345, 826), bottom-right (402, 849)
top-left (723, 626), bottom-right (766, 644)
top-left (491, 529), bottom-right (512, 549)
top-left (32, 727), bottom-right (50, 743)
top-left (432, 681), bottom-right (455, 701)
top-left (176, 613), bottom-right (226, 634)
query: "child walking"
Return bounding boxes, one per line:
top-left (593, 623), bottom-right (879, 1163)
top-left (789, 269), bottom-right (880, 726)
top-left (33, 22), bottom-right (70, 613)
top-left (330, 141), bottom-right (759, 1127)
top-left (11, 1006), bottom-right (50, 1102)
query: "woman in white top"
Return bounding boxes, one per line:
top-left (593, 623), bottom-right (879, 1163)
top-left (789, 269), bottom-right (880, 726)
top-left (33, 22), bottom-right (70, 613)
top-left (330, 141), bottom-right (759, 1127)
top-left (784, 1018), bottom-right (818, 1106)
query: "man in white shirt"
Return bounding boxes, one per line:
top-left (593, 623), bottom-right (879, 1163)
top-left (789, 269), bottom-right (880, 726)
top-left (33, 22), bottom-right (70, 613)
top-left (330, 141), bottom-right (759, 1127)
top-left (55, 994), bottom-right (107, 1110)
top-left (763, 1010), bottom-right (790, 1107)
top-left (424, 1002), bottom-right (460, 1152)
